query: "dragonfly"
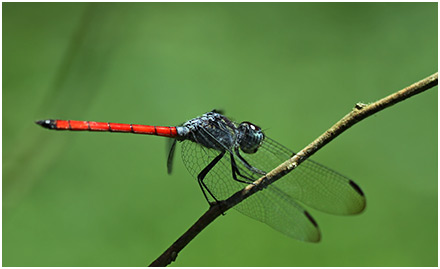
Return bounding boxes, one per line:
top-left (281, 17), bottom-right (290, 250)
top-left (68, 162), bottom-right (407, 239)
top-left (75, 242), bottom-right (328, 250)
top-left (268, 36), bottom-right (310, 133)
top-left (36, 110), bottom-right (366, 242)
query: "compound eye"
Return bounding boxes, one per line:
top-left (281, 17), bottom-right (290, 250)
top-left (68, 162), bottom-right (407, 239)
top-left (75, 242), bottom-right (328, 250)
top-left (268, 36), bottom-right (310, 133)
top-left (238, 121), bottom-right (264, 154)
top-left (242, 121), bottom-right (261, 131)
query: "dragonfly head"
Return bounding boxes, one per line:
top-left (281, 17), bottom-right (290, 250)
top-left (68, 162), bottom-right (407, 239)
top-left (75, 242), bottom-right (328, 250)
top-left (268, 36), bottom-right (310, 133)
top-left (237, 121), bottom-right (265, 154)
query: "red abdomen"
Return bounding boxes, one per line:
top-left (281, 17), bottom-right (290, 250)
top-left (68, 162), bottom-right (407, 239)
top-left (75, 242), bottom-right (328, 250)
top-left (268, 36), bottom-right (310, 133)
top-left (36, 119), bottom-right (178, 138)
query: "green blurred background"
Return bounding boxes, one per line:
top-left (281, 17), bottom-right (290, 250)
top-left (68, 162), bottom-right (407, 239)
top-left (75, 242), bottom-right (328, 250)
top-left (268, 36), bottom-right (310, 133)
top-left (3, 2), bottom-right (437, 266)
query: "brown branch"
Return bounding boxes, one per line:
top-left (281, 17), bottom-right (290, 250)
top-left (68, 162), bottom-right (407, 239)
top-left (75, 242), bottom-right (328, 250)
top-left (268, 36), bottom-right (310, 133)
top-left (149, 72), bottom-right (438, 267)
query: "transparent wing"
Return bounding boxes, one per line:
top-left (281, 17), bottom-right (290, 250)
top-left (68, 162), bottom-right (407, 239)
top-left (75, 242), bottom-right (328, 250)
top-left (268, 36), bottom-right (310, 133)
top-left (249, 137), bottom-right (366, 215)
top-left (180, 140), bottom-right (321, 242)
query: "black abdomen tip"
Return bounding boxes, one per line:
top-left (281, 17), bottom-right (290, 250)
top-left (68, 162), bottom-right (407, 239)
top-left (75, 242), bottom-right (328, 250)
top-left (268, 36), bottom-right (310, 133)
top-left (35, 119), bottom-right (56, 129)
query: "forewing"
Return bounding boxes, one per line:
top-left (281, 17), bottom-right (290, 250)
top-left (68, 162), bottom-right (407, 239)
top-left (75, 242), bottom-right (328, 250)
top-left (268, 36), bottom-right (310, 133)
top-left (247, 137), bottom-right (366, 215)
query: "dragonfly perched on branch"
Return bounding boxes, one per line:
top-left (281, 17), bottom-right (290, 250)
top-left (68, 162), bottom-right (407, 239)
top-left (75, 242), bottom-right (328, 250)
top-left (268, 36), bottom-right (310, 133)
top-left (36, 110), bottom-right (366, 242)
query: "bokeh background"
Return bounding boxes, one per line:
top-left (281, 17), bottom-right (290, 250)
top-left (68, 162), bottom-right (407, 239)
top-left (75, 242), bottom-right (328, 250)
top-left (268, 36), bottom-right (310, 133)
top-left (3, 2), bottom-right (437, 267)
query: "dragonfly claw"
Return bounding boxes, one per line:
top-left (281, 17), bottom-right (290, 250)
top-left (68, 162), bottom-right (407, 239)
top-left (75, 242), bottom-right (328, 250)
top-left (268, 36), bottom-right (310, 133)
top-left (209, 201), bottom-right (227, 216)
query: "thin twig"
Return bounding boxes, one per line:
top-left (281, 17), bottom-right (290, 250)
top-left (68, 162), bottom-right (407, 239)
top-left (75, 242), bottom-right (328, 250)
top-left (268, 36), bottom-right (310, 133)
top-left (149, 72), bottom-right (438, 267)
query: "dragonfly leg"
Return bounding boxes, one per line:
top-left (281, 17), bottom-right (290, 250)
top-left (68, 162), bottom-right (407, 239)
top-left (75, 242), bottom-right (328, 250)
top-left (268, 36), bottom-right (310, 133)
top-left (230, 152), bottom-right (256, 184)
top-left (234, 148), bottom-right (266, 175)
top-left (197, 150), bottom-right (226, 205)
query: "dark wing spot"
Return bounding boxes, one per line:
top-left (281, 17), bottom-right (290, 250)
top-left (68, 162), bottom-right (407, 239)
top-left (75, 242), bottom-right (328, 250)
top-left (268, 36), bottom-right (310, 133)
top-left (304, 210), bottom-right (318, 228)
top-left (349, 180), bottom-right (364, 196)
